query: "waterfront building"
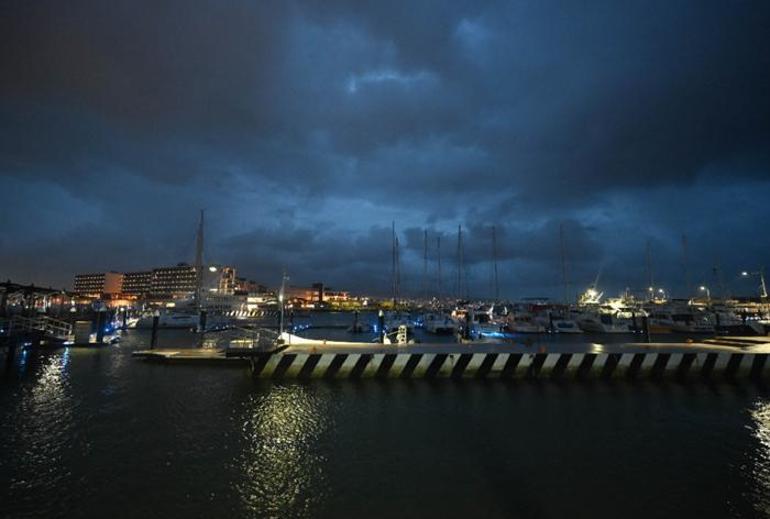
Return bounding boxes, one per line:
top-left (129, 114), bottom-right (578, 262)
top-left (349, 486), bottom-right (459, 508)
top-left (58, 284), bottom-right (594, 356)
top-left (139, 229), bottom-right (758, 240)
top-left (122, 271), bottom-right (153, 297)
top-left (283, 283), bottom-right (350, 306)
top-left (150, 264), bottom-right (198, 298)
top-left (73, 264), bottom-right (237, 300)
top-left (74, 271), bottom-right (124, 298)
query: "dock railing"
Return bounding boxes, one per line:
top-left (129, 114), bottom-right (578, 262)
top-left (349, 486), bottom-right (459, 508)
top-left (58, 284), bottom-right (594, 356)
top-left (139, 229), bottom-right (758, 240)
top-left (0, 315), bottom-right (73, 341)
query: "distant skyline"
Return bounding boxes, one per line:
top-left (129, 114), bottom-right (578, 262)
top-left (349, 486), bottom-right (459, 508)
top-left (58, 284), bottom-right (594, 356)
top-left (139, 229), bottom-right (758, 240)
top-left (2, 1), bottom-right (769, 299)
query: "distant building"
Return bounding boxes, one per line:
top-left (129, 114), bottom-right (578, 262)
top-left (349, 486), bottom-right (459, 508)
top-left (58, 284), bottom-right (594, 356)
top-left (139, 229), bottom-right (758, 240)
top-left (73, 263), bottom-right (237, 300)
top-left (122, 271), bottom-right (153, 297)
top-left (234, 277), bottom-right (268, 294)
top-left (150, 264), bottom-right (198, 298)
top-left (283, 283), bottom-right (349, 305)
top-left (74, 271), bottom-right (124, 298)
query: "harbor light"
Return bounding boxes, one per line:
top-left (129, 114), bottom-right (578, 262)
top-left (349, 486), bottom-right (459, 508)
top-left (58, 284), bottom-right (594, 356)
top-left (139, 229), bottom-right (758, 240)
top-left (742, 271), bottom-right (749, 277)
top-left (209, 266), bottom-right (217, 272)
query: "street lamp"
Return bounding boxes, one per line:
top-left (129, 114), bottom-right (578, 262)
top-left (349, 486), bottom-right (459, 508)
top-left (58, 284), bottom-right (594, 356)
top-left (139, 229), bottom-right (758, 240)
top-left (699, 285), bottom-right (711, 301)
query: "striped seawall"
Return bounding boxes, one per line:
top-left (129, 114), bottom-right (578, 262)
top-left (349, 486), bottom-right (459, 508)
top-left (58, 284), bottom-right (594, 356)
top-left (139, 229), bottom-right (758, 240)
top-left (249, 351), bottom-right (770, 381)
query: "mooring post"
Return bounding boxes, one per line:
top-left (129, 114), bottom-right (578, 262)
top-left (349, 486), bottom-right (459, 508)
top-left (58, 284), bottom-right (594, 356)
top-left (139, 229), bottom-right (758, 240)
top-left (198, 309), bottom-right (207, 333)
top-left (548, 310), bottom-right (555, 333)
top-left (150, 311), bottom-right (160, 349)
top-left (5, 341), bottom-right (16, 368)
top-left (289, 309), bottom-right (295, 332)
top-left (95, 310), bottom-right (106, 345)
top-left (464, 311), bottom-right (472, 340)
top-left (378, 310), bottom-right (385, 343)
top-left (642, 315), bottom-right (651, 343)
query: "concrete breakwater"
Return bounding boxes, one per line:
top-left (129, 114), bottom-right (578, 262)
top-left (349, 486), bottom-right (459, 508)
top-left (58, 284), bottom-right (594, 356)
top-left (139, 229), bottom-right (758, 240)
top-left (243, 350), bottom-right (770, 381)
top-left (131, 335), bottom-right (770, 382)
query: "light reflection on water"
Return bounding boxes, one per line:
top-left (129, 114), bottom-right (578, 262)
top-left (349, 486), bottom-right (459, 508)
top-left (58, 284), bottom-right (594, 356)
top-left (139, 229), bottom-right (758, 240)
top-left (4, 351), bottom-right (76, 516)
top-left (749, 399), bottom-right (770, 516)
top-left (4, 334), bottom-right (770, 518)
top-left (235, 385), bottom-right (332, 517)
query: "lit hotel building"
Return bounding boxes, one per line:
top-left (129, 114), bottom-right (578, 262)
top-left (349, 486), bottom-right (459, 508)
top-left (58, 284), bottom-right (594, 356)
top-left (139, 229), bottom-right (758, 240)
top-left (74, 271), bottom-right (124, 298)
top-left (72, 264), bottom-right (237, 300)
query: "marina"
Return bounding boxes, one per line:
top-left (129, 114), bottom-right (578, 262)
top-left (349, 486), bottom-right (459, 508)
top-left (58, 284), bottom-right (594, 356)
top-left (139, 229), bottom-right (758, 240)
top-left (2, 328), bottom-right (770, 517)
top-left (4, 1), bottom-right (770, 516)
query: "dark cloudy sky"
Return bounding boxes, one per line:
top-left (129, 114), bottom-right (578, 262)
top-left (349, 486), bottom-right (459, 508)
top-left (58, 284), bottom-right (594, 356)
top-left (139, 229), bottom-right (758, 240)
top-left (2, 0), bottom-right (769, 299)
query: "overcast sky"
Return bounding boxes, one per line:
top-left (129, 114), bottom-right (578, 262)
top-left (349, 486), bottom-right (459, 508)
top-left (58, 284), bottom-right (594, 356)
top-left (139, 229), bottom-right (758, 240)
top-left (2, 0), bottom-right (769, 299)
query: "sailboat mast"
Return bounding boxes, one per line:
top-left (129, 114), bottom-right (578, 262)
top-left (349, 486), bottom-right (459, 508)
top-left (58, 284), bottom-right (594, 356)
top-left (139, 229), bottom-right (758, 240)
top-left (423, 229), bottom-right (428, 301)
top-left (456, 225), bottom-right (463, 299)
top-left (437, 235), bottom-right (442, 299)
top-left (645, 239), bottom-right (654, 296)
top-left (681, 234), bottom-right (690, 298)
top-left (560, 223), bottom-right (569, 304)
top-left (391, 221), bottom-right (397, 306)
top-left (492, 225), bottom-right (499, 301)
top-left (195, 209), bottom-right (205, 308)
top-left (396, 235), bottom-right (401, 302)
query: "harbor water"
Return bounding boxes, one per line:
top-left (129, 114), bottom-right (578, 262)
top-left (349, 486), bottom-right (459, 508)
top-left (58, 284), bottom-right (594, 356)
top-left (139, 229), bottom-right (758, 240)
top-left (2, 319), bottom-right (770, 517)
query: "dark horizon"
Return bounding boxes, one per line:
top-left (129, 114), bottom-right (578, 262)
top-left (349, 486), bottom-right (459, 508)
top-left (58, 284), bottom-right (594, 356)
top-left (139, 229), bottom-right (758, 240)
top-left (2, 0), bottom-right (770, 299)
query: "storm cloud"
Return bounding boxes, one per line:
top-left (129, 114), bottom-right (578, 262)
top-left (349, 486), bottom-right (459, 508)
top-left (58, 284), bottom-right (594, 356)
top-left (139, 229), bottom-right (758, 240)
top-left (1, 0), bottom-right (769, 299)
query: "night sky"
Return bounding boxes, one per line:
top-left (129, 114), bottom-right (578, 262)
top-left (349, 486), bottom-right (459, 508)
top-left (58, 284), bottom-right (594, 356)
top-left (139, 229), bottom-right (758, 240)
top-left (2, 0), bottom-right (769, 299)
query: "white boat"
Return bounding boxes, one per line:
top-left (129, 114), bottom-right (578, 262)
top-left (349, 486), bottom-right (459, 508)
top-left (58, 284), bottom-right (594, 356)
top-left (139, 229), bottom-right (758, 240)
top-left (384, 312), bottom-right (415, 333)
top-left (646, 309), bottom-right (676, 333)
top-left (505, 312), bottom-right (546, 333)
top-left (670, 309), bottom-right (715, 333)
top-left (133, 312), bottom-right (199, 329)
top-left (711, 306), bottom-right (765, 335)
top-left (533, 310), bottom-right (583, 334)
top-left (422, 313), bottom-right (458, 334)
top-left (475, 311), bottom-right (506, 334)
top-left (132, 311), bottom-right (231, 330)
top-left (576, 310), bottom-right (634, 333)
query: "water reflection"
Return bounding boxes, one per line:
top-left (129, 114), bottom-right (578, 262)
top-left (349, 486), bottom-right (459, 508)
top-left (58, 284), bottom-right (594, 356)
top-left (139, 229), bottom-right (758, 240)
top-left (5, 351), bottom-right (75, 516)
top-left (749, 399), bottom-right (770, 515)
top-left (236, 385), bottom-right (332, 517)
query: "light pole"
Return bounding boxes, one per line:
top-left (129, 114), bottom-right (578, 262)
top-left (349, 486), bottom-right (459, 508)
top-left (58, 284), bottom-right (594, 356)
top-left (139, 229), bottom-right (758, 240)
top-left (741, 268), bottom-right (768, 299)
top-left (699, 285), bottom-right (710, 302)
